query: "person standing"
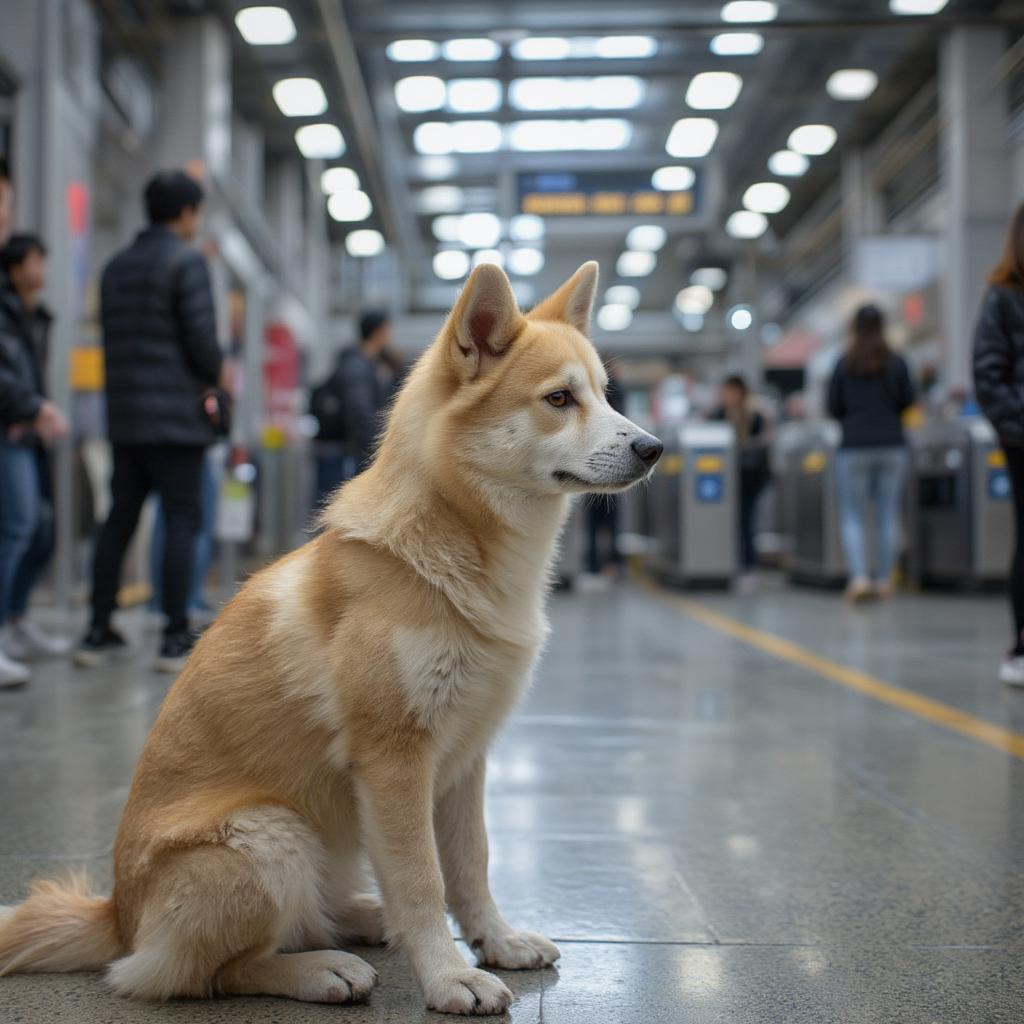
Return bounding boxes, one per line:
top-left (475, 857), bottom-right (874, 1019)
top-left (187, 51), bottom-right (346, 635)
top-left (828, 305), bottom-right (914, 603)
top-left (973, 202), bottom-right (1024, 686)
top-left (0, 235), bottom-right (71, 686)
top-left (0, 157), bottom-right (12, 246)
top-left (74, 170), bottom-right (223, 674)
top-left (583, 371), bottom-right (627, 586)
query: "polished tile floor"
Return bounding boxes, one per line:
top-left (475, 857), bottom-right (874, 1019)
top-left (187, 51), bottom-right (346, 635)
top-left (1, 581), bottom-right (1022, 1022)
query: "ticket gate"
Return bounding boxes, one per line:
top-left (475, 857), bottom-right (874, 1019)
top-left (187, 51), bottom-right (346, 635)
top-left (646, 422), bottom-right (737, 586)
top-left (775, 422), bottom-right (847, 585)
top-left (906, 419), bottom-right (1012, 587)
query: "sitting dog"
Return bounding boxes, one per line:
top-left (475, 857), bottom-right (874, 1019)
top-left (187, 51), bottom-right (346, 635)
top-left (0, 261), bottom-right (662, 1014)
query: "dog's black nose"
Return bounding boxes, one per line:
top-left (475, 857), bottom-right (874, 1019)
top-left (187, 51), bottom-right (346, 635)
top-left (631, 436), bottom-right (664, 468)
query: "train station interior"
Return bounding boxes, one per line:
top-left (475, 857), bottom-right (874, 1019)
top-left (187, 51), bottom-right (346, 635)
top-left (1, 1), bottom-right (1023, 1021)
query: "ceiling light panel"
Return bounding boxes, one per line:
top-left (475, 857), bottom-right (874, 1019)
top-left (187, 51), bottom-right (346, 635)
top-left (890, 0), bottom-right (949, 13)
top-left (327, 190), bottom-right (372, 222)
top-left (606, 285), bottom-right (641, 308)
top-left (726, 210), bottom-right (768, 238)
top-left (458, 212), bottom-right (502, 248)
top-left (294, 124), bottom-right (345, 159)
top-left (346, 229), bottom-right (385, 257)
top-left (511, 37), bottom-right (572, 60)
top-left (626, 225), bottom-right (667, 251)
top-left (597, 304), bottom-right (633, 331)
top-left (787, 123), bottom-right (837, 155)
top-left (472, 249), bottom-right (505, 269)
top-left (386, 39), bottom-right (440, 61)
top-left (434, 249), bottom-right (470, 280)
top-left (721, 1), bottom-right (778, 22)
top-left (447, 78), bottom-right (502, 113)
top-left (826, 69), bottom-right (878, 101)
top-left (665, 118), bottom-right (719, 158)
top-left (509, 76), bottom-right (645, 112)
top-left (508, 119), bottom-right (632, 151)
top-left (510, 214), bottom-right (545, 241)
top-left (442, 38), bottom-right (501, 61)
top-left (616, 250), bottom-right (657, 277)
top-left (691, 267), bottom-right (728, 291)
top-left (742, 181), bottom-right (791, 214)
top-left (272, 78), bottom-right (327, 117)
top-left (709, 32), bottom-right (764, 55)
top-left (417, 186), bottom-right (463, 213)
top-left (510, 35), bottom-right (657, 60)
top-left (235, 7), bottom-right (296, 46)
top-left (321, 167), bottom-right (360, 194)
top-left (593, 36), bottom-right (657, 58)
top-left (686, 72), bottom-right (743, 110)
top-left (676, 285), bottom-right (714, 315)
top-left (652, 166), bottom-right (696, 191)
top-left (394, 76), bottom-right (446, 113)
top-left (767, 149), bottom-right (809, 176)
top-left (729, 304), bottom-right (754, 330)
top-left (432, 215), bottom-right (462, 242)
top-left (507, 247), bottom-right (545, 276)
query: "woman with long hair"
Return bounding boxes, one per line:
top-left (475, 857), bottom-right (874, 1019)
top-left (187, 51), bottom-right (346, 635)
top-left (827, 305), bottom-right (915, 602)
top-left (973, 202), bottom-right (1024, 686)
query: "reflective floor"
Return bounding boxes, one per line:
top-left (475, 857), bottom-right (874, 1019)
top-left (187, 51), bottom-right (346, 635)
top-left (1, 581), bottom-right (1023, 1022)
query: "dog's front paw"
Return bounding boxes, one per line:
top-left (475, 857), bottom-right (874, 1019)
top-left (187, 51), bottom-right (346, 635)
top-left (424, 967), bottom-right (513, 1015)
top-left (473, 930), bottom-right (560, 970)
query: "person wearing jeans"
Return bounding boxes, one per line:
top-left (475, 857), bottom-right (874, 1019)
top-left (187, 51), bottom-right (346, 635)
top-left (827, 305), bottom-right (914, 603)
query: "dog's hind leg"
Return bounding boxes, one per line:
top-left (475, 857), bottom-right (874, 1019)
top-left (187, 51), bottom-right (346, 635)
top-left (107, 807), bottom-right (379, 1003)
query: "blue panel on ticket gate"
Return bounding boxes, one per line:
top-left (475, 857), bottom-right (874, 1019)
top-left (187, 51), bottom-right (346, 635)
top-left (989, 468), bottom-right (1011, 500)
top-left (693, 449), bottom-right (726, 504)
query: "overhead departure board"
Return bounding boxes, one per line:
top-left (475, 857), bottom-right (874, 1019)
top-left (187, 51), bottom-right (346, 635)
top-left (517, 170), bottom-right (702, 217)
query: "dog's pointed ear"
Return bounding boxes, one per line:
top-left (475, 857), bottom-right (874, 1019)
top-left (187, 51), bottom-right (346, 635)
top-left (446, 263), bottom-right (524, 380)
top-left (529, 261), bottom-right (599, 334)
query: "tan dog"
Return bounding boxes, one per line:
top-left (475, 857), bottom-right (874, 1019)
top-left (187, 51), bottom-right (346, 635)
top-left (0, 261), bottom-right (662, 1015)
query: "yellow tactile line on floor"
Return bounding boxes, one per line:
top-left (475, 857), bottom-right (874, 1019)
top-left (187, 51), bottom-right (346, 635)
top-left (645, 584), bottom-right (1024, 761)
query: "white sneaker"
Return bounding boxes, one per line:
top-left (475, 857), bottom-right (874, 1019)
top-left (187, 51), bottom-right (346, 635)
top-left (0, 647), bottom-right (30, 688)
top-left (998, 655), bottom-right (1024, 687)
top-left (5, 619), bottom-right (72, 660)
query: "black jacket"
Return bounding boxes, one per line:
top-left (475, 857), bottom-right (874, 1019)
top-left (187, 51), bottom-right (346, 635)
top-left (973, 284), bottom-right (1024, 445)
top-left (0, 277), bottom-right (51, 431)
top-left (827, 353), bottom-right (914, 449)
top-left (101, 226), bottom-right (222, 446)
top-left (337, 348), bottom-right (390, 469)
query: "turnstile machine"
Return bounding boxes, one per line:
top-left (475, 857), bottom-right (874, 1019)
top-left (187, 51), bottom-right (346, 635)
top-left (646, 422), bottom-right (737, 586)
top-left (906, 418), bottom-right (1012, 587)
top-left (775, 422), bottom-right (847, 585)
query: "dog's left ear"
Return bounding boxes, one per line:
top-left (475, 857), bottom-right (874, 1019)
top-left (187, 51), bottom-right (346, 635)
top-left (446, 264), bottom-right (524, 380)
top-left (529, 261), bottom-right (599, 334)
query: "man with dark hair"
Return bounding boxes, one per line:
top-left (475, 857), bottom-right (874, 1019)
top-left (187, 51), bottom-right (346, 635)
top-left (75, 169), bottom-right (223, 674)
top-left (0, 234), bottom-right (71, 686)
top-left (0, 157), bottom-right (12, 246)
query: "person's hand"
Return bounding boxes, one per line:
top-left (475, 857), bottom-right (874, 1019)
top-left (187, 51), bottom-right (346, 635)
top-left (32, 400), bottom-right (70, 443)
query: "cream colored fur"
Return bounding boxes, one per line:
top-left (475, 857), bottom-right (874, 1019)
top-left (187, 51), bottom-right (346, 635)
top-left (0, 262), bottom-right (660, 1015)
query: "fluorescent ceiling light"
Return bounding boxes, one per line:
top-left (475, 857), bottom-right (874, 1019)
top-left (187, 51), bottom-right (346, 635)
top-left (386, 39), bottom-right (440, 61)
top-left (597, 304), bottom-right (633, 331)
top-left (788, 123), bottom-right (837, 156)
top-left (826, 68), bottom-right (878, 101)
top-left (710, 32), bottom-right (764, 55)
top-left (294, 124), bottom-right (345, 159)
top-left (594, 35), bottom-right (657, 59)
top-left (512, 37), bottom-right (572, 60)
top-left (419, 155), bottom-right (457, 179)
top-left (434, 249), bottom-right (470, 280)
top-left (686, 71), bottom-right (743, 110)
top-left (691, 267), bottom-right (728, 291)
top-left (321, 167), bottom-right (360, 193)
top-left (472, 248), bottom-right (505, 269)
top-left (510, 214), bottom-right (544, 241)
top-left (677, 289), bottom-right (713, 320)
top-left (652, 165), bottom-right (696, 191)
top-left (616, 250), bottom-right (656, 277)
top-left (606, 285), bottom-right (640, 308)
top-left (345, 229), bottom-right (385, 257)
top-left (768, 149), bottom-right (809, 176)
top-left (458, 212), bottom-right (501, 248)
top-left (413, 121), bottom-right (503, 155)
top-left (235, 7), bottom-right (296, 46)
top-left (394, 76), bottom-right (445, 113)
top-left (626, 224), bottom-right (667, 251)
top-left (507, 247), bottom-right (545, 276)
top-left (442, 38), bottom-right (500, 61)
top-left (447, 78), bottom-right (502, 113)
top-left (510, 76), bottom-right (644, 112)
top-left (327, 190), bottom-right (372, 222)
top-left (432, 215), bottom-right (462, 242)
top-left (681, 312), bottom-right (704, 332)
top-left (743, 181), bottom-right (790, 214)
top-left (272, 78), bottom-right (327, 117)
top-left (508, 118), bottom-right (632, 151)
top-left (721, 1), bottom-right (778, 22)
top-left (729, 304), bottom-right (754, 330)
top-left (418, 185), bottom-right (463, 213)
top-left (890, 0), bottom-right (949, 13)
top-left (666, 118), bottom-right (719, 158)
top-left (726, 210), bottom-right (768, 239)
top-left (413, 122), bottom-right (452, 155)
top-left (675, 285), bottom-right (714, 316)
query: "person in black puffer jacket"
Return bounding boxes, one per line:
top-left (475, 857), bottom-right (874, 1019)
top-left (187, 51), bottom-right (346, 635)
top-left (973, 202), bottom-right (1024, 687)
top-left (75, 171), bottom-right (223, 675)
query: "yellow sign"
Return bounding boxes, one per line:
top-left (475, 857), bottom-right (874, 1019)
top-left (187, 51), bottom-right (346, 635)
top-left (801, 451), bottom-right (828, 474)
top-left (70, 346), bottom-right (104, 391)
top-left (659, 454), bottom-right (684, 476)
top-left (521, 191), bottom-right (693, 217)
top-left (695, 454), bottom-right (724, 473)
top-left (987, 449), bottom-right (1007, 469)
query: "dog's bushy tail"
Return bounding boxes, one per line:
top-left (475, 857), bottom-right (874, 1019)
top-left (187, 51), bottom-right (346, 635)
top-left (0, 871), bottom-right (122, 975)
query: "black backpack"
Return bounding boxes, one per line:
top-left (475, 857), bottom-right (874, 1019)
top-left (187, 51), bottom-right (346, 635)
top-left (310, 373), bottom-right (347, 442)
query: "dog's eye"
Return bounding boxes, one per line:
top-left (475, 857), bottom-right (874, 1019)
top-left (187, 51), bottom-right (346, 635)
top-left (546, 391), bottom-right (571, 408)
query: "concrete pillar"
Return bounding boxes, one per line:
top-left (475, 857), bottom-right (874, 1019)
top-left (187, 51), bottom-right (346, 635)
top-left (841, 148), bottom-right (883, 266)
top-left (940, 26), bottom-right (1011, 390)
